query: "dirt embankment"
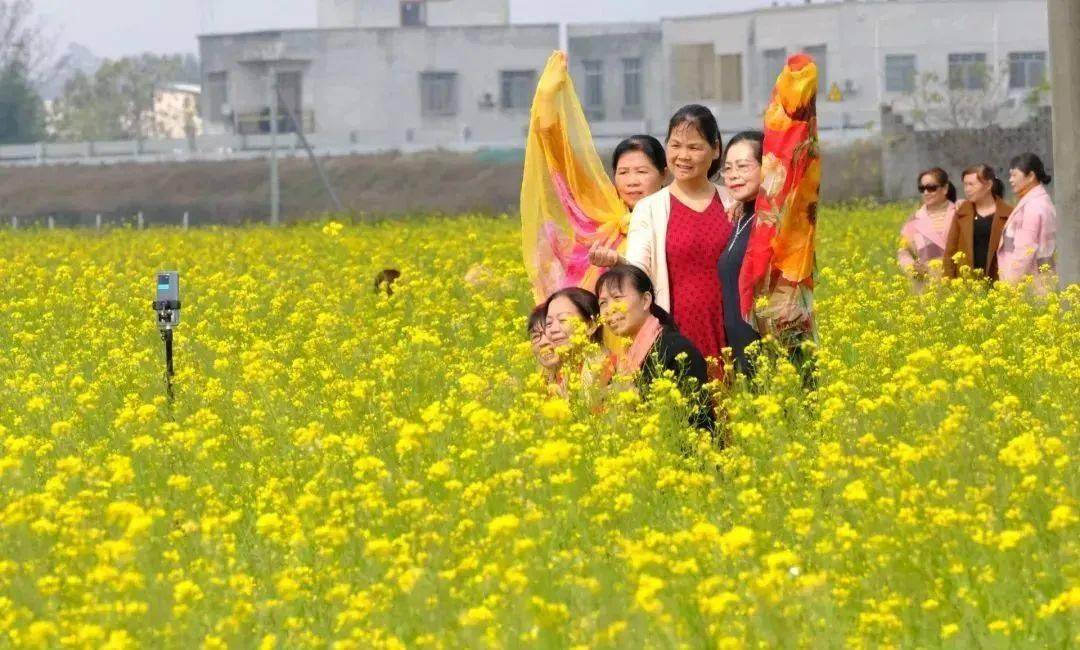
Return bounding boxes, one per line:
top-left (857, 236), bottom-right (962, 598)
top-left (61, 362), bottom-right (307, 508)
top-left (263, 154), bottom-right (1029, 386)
top-left (0, 142), bottom-right (882, 226)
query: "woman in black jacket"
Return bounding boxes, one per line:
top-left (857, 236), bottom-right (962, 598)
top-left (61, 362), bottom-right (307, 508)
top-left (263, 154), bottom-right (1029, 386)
top-left (596, 264), bottom-right (714, 432)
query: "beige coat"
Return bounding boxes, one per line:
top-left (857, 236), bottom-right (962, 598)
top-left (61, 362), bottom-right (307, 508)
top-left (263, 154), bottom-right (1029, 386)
top-left (623, 184), bottom-right (736, 312)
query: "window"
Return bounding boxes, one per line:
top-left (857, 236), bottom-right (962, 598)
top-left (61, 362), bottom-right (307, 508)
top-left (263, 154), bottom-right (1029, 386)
top-left (623, 57), bottom-right (642, 118)
top-left (948, 52), bottom-right (988, 90)
top-left (401, 1), bottom-right (425, 26)
top-left (884, 55), bottom-right (917, 93)
top-left (672, 43), bottom-right (716, 101)
top-left (803, 45), bottom-right (827, 94)
top-left (206, 71), bottom-right (228, 122)
top-left (582, 60), bottom-right (605, 121)
top-left (500, 70), bottom-right (536, 110)
top-left (761, 48), bottom-right (787, 100)
top-left (276, 71), bottom-right (302, 133)
top-left (1009, 51), bottom-right (1047, 89)
top-left (717, 53), bottom-right (743, 103)
top-left (420, 72), bottom-right (457, 117)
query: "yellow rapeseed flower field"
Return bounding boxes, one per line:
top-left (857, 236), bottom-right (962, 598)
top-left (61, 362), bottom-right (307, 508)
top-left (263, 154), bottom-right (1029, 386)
top-left (0, 205), bottom-right (1077, 648)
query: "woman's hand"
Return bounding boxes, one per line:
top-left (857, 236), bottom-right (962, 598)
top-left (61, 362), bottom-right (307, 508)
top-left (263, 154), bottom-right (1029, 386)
top-left (588, 241), bottom-right (621, 268)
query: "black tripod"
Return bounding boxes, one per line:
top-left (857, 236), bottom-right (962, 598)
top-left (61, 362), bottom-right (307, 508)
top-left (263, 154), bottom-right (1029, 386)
top-left (153, 299), bottom-right (180, 404)
top-left (160, 327), bottom-right (175, 402)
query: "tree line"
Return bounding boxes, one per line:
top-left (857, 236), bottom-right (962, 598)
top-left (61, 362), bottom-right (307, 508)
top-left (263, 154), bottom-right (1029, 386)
top-left (0, 0), bottom-right (199, 145)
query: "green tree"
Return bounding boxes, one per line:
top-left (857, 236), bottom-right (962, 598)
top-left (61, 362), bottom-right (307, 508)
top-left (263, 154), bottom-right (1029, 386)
top-left (0, 61), bottom-right (44, 143)
top-left (0, 0), bottom-right (51, 143)
top-left (52, 53), bottom-right (198, 141)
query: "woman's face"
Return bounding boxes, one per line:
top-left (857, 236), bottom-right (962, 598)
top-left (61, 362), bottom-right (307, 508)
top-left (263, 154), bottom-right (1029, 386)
top-left (1009, 168), bottom-right (1037, 195)
top-left (722, 141), bottom-right (762, 203)
top-left (919, 174), bottom-right (949, 208)
top-left (544, 295), bottom-right (588, 350)
top-left (598, 280), bottom-right (652, 339)
top-left (614, 150), bottom-right (665, 210)
top-left (963, 173), bottom-right (991, 203)
top-left (666, 123), bottom-right (719, 184)
top-left (529, 323), bottom-right (559, 370)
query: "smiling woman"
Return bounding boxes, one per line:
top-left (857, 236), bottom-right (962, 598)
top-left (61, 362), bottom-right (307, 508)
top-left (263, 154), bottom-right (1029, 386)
top-left (590, 105), bottom-right (736, 378)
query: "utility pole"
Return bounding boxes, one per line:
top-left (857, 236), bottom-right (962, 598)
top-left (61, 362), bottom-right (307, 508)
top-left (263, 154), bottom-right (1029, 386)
top-left (1049, 0), bottom-right (1079, 286)
top-left (268, 64), bottom-right (281, 226)
top-left (276, 87), bottom-right (343, 213)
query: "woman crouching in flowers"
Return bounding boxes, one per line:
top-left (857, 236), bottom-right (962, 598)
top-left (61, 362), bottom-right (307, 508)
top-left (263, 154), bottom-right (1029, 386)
top-left (527, 304), bottom-right (560, 384)
top-left (596, 264), bottom-right (714, 432)
top-left (539, 287), bottom-right (608, 396)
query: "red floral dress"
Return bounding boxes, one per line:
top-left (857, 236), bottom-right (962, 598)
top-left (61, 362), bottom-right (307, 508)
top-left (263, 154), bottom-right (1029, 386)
top-left (665, 192), bottom-right (732, 377)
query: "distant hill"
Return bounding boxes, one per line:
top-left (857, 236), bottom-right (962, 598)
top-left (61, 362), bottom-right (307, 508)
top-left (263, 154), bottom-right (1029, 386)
top-left (36, 43), bottom-right (103, 100)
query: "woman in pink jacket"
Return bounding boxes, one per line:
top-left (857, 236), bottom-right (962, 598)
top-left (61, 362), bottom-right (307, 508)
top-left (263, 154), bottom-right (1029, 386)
top-left (997, 153), bottom-right (1058, 294)
top-left (898, 167), bottom-right (958, 290)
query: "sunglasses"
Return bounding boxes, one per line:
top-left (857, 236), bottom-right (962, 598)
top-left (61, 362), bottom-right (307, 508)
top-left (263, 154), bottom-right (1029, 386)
top-left (918, 184), bottom-right (942, 193)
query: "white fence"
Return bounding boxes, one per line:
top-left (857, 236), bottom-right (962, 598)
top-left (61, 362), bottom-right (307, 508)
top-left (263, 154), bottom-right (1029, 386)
top-left (7, 212), bottom-right (190, 230)
top-left (0, 125), bottom-right (878, 168)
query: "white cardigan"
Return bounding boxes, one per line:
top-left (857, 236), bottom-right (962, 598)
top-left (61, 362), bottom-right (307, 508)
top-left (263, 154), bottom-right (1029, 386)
top-left (623, 184), bottom-right (736, 312)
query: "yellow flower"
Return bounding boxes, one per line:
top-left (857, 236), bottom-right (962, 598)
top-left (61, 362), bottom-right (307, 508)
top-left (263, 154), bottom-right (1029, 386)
top-left (1048, 505), bottom-right (1077, 531)
top-left (487, 514), bottom-right (520, 537)
top-left (540, 397), bottom-right (571, 421)
top-left (842, 480), bottom-right (869, 502)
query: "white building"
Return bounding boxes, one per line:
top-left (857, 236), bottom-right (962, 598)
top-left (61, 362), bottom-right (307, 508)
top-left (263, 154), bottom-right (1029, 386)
top-left (317, 0), bottom-right (509, 28)
top-left (198, 0), bottom-right (1051, 148)
top-left (152, 83), bottom-right (203, 139)
top-left (199, 0), bottom-right (557, 146)
top-left (655, 0), bottom-right (1050, 134)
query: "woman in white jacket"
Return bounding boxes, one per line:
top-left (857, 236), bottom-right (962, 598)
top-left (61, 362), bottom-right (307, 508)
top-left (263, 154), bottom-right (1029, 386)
top-left (590, 105), bottom-right (735, 376)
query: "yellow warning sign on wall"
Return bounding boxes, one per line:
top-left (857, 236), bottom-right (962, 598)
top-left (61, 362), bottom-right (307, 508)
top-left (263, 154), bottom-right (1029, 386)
top-left (827, 82), bottom-right (843, 102)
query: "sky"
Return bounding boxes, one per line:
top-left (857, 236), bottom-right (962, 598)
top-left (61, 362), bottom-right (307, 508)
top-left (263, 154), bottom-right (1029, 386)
top-left (33, 0), bottom-right (777, 59)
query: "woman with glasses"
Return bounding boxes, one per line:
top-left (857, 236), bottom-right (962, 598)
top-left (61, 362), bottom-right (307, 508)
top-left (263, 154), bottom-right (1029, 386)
top-left (717, 131), bottom-right (766, 376)
top-left (898, 167), bottom-right (958, 290)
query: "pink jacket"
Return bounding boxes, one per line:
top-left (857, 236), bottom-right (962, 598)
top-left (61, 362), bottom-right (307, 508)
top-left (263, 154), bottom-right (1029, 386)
top-left (997, 184), bottom-right (1058, 291)
top-left (898, 203), bottom-right (957, 275)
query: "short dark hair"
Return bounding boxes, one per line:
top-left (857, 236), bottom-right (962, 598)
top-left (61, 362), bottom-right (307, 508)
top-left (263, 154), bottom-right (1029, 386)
top-left (527, 304), bottom-right (546, 335)
top-left (1009, 152), bottom-right (1052, 185)
top-left (667, 104), bottom-right (723, 180)
top-left (918, 167), bottom-right (958, 203)
top-left (961, 163), bottom-right (1005, 199)
top-left (612, 135), bottom-right (667, 174)
top-left (724, 130), bottom-right (765, 165)
top-left (595, 264), bottom-right (675, 328)
top-left (545, 287), bottom-right (603, 344)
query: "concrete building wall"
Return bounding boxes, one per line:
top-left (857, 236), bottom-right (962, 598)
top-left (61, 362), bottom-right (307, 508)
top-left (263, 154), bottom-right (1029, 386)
top-left (881, 105), bottom-right (1052, 201)
top-left (318, 0), bottom-right (509, 28)
top-left (567, 23), bottom-right (665, 137)
top-left (660, 0), bottom-right (1049, 135)
top-left (200, 24), bottom-right (557, 145)
top-left (207, 0), bottom-right (1050, 147)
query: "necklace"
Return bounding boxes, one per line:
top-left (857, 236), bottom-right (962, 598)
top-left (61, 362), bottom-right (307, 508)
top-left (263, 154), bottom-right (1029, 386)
top-left (728, 212), bottom-right (755, 253)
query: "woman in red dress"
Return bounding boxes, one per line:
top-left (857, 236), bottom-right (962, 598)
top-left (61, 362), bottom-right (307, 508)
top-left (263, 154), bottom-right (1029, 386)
top-left (590, 105), bottom-right (734, 378)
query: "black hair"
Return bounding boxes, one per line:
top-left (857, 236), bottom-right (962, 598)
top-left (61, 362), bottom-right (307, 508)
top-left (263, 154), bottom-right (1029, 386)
top-left (724, 130), bottom-right (765, 165)
top-left (918, 167), bottom-right (958, 203)
top-left (667, 104), bottom-right (723, 180)
top-left (612, 135), bottom-right (667, 174)
top-left (1009, 153), bottom-right (1052, 185)
top-left (527, 304), bottom-right (546, 336)
top-left (962, 164), bottom-right (1005, 199)
top-left (594, 264), bottom-right (675, 329)
top-left (544, 287), bottom-right (603, 345)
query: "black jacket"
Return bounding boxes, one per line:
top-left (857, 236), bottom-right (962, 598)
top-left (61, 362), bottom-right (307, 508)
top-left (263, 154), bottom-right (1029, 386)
top-left (639, 325), bottom-right (714, 431)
